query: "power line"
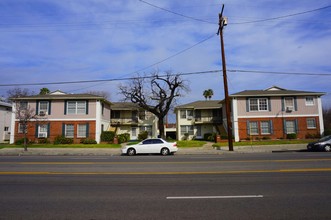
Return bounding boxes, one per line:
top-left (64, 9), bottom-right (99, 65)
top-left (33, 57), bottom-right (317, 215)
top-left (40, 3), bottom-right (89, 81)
top-left (231, 5), bottom-right (331, 25)
top-left (139, 0), bottom-right (216, 24)
top-left (2, 69), bottom-right (331, 87)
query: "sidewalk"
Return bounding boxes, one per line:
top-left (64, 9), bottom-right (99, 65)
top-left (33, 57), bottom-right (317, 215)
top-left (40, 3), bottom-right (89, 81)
top-left (0, 143), bottom-right (307, 156)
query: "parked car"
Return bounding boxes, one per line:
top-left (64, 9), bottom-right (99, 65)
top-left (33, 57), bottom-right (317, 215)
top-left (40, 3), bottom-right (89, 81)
top-left (307, 135), bottom-right (331, 152)
top-left (121, 138), bottom-right (178, 156)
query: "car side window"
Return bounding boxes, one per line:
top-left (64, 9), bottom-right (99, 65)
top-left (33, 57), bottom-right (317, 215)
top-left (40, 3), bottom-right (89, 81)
top-left (153, 139), bottom-right (163, 144)
top-left (142, 140), bottom-right (152, 145)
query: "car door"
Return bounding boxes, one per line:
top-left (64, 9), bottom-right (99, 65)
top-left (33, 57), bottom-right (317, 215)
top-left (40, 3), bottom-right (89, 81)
top-left (139, 139), bottom-right (152, 153)
top-left (149, 139), bottom-right (164, 153)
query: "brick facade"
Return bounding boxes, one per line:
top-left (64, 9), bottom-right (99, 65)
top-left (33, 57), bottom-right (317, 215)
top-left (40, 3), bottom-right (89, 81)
top-left (15, 121), bottom-right (96, 144)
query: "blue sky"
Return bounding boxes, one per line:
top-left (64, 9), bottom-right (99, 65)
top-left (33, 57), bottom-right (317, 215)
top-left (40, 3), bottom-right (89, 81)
top-left (1, 0), bottom-right (331, 109)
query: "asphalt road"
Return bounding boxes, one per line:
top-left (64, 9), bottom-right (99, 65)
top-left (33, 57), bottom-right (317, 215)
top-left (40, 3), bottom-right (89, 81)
top-left (0, 152), bottom-right (331, 219)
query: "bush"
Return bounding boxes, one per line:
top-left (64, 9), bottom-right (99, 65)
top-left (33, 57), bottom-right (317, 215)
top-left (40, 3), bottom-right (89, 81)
top-left (53, 135), bottom-right (74, 145)
top-left (262, 136), bottom-right (271, 140)
top-left (117, 133), bottom-right (130, 144)
top-left (15, 138), bottom-right (30, 145)
top-left (324, 128), bottom-right (331, 136)
top-left (80, 138), bottom-right (97, 144)
top-left (286, 133), bottom-right (297, 140)
top-left (38, 138), bottom-right (50, 144)
top-left (100, 131), bottom-right (115, 142)
top-left (204, 133), bottom-right (216, 142)
top-left (138, 131), bottom-right (148, 141)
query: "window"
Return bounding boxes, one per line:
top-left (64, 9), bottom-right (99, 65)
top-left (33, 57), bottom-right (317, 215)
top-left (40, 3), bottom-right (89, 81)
top-left (67, 101), bottom-right (87, 114)
top-left (284, 97), bottom-right (294, 109)
top-left (305, 97), bottom-right (314, 106)
top-left (307, 118), bottom-right (316, 129)
top-left (139, 111), bottom-right (146, 120)
top-left (140, 125), bottom-right (152, 136)
top-left (38, 124), bottom-right (48, 138)
top-left (180, 125), bottom-right (194, 135)
top-left (4, 127), bottom-right (9, 132)
top-left (260, 121), bottom-right (271, 134)
top-left (180, 110), bottom-right (193, 119)
top-left (249, 98), bottom-right (268, 111)
top-left (285, 120), bottom-right (296, 134)
top-left (18, 123), bottom-right (26, 134)
top-left (39, 101), bottom-right (49, 115)
top-left (248, 121), bottom-right (259, 135)
top-left (77, 124), bottom-right (87, 138)
top-left (65, 124), bottom-right (74, 138)
top-left (111, 110), bottom-right (121, 119)
top-left (18, 101), bottom-right (28, 110)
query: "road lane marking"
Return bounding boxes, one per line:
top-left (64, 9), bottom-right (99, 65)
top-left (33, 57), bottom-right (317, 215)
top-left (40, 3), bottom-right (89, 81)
top-left (166, 195), bottom-right (264, 200)
top-left (1, 168), bottom-right (331, 175)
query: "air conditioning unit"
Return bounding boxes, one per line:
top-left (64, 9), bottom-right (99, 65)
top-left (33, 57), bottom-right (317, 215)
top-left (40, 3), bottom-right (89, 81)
top-left (39, 110), bottom-right (46, 116)
top-left (187, 116), bottom-right (193, 120)
top-left (38, 133), bottom-right (47, 138)
top-left (286, 107), bottom-right (293, 112)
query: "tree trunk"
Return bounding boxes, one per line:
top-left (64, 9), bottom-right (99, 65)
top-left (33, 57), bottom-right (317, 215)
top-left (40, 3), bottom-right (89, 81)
top-left (158, 117), bottom-right (166, 139)
top-left (23, 132), bottom-right (27, 151)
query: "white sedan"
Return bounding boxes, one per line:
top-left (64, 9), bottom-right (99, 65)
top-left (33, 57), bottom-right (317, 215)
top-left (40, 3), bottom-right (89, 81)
top-left (121, 138), bottom-right (178, 156)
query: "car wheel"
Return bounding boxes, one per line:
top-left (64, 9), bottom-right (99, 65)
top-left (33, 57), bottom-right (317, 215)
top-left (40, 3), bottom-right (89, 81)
top-left (324, 145), bottom-right (331, 152)
top-left (127, 148), bottom-right (136, 156)
top-left (161, 148), bottom-right (170, 156)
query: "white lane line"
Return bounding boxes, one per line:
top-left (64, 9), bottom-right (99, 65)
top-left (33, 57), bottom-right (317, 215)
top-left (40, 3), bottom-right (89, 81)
top-left (166, 195), bottom-right (263, 200)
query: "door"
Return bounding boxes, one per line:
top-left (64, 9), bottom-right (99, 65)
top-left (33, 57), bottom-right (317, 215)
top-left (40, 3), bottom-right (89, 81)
top-left (131, 127), bottom-right (138, 140)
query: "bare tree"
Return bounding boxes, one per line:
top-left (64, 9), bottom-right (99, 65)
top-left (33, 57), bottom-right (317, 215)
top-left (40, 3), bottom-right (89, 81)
top-left (7, 88), bottom-right (35, 100)
top-left (119, 71), bottom-right (189, 139)
top-left (15, 101), bottom-right (37, 151)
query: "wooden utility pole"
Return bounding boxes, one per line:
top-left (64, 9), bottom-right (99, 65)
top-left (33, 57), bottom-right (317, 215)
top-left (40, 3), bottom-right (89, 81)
top-left (218, 4), bottom-right (233, 151)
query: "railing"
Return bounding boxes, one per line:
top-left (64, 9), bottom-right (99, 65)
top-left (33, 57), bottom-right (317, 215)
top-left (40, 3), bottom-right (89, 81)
top-left (194, 116), bottom-right (222, 123)
top-left (111, 118), bottom-right (138, 125)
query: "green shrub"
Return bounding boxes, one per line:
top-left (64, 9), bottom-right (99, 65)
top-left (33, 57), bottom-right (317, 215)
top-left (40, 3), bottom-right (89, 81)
top-left (262, 136), bottom-right (271, 140)
top-left (80, 138), bottom-right (97, 144)
top-left (204, 133), bottom-right (216, 142)
top-left (38, 138), bottom-right (50, 144)
top-left (138, 131), bottom-right (148, 141)
top-left (15, 138), bottom-right (30, 145)
top-left (100, 131), bottom-right (115, 142)
top-left (286, 133), bottom-right (297, 140)
top-left (324, 129), bottom-right (331, 136)
top-left (117, 133), bottom-right (130, 143)
top-left (53, 135), bottom-right (74, 145)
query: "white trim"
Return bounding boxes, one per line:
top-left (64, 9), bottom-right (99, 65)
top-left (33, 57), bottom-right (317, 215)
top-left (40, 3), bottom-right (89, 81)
top-left (15, 118), bottom-right (97, 122)
top-left (232, 98), bottom-right (239, 142)
top-left (317, 97), bottom-right (324, 135)
top-left (238, 114), bottom-right (319, 119)
top-left (95, 100), bottom-right (101, 143)
top-left (9, 104), bottom-right (16, 144)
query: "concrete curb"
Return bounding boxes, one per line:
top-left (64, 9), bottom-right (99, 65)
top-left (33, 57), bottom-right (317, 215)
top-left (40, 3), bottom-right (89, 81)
top-left (0, 144), bottom-right (307, 156)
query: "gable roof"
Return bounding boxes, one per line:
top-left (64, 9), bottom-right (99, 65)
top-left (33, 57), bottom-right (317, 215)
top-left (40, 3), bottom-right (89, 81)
top-left (10, 92), bottom-right (111, 104)
top-left (230, 86), bottom-right (325, 97)
top-left (175, 100), bottom-right (222, 110)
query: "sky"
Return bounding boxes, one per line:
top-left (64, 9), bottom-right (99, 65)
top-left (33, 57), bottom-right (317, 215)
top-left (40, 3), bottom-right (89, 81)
top-left (1, 0), bottom-right (331, 112)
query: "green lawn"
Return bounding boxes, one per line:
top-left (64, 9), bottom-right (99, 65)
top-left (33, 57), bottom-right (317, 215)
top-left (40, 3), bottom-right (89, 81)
top-left (0, 139), bottom-right (313, 150)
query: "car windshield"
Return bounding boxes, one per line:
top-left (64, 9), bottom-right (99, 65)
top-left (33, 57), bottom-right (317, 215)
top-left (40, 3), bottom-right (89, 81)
top-left (319, 135), bottom-right (331, 142)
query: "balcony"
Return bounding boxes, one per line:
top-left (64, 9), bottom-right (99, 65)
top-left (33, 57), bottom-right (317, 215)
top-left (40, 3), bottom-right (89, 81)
top-left (111, 118), bottom-right (138, 125)
top-left (194, 116), bottom-right (222, 124)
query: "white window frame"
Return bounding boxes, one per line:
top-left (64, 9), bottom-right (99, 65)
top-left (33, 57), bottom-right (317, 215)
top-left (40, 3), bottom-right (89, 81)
top-left (248, 121), bottom-right (259, 135)
top-left (305, 97), bottom-right (314, 106)
top-left (39, 101), bottom-right (49, 115)
top-left (180, 110), bottom-right (193, 119)
top-left (260, 121), bottom-right (271, 134)
top-left (38, 124), bottom-right (48, 138)
top-left (284, 97), bottom-right (294, 109)
top-left (67, 101), bottom-right (86, 115)
top-left (249, 98), bottom-right (268, 112)
top-left (18, 123), bottom-right (26, 134)
top-left (65, 124), bottom-right (74, 138)
top-left (180, 125), bottom-right (194, 135)
top-left (285, 120), bottom-right (296, 134)
top-left (77, 124), bottom-right (87, 138)
top-left (307, 118), bottom-right (316, 129)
